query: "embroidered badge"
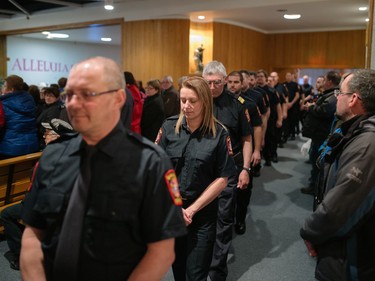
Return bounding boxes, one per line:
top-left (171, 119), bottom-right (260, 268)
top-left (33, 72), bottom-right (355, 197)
top-left (256, 106), bottom-right (261, 117)
top-left (238, 96), bottom-right (245, 104)
top-left (245, 108), bottom-right (251, 123)
top-left (226, 135), bottom-right (233, 156)
top-left (155, 128), bottom-right (163, 144)
top-left (164, 169), bottom-right (183, 206)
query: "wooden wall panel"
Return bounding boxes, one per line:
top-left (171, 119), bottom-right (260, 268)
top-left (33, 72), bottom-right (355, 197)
top-left (212, 22), bottom-right (267, 72)
top-left (267, 30), bottom-right (366, 69)
top-left (0, 36), bottom-right (6, 80)
top-left (122, 19), bottom-right (190, 86)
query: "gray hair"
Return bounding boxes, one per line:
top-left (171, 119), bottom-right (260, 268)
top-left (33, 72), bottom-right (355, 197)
top-left (202, 61), bottom-right (227, 77)
top-left (161, 75), bottom-right (173, 83)
top-left (348, 69), bottom-right (375, 114)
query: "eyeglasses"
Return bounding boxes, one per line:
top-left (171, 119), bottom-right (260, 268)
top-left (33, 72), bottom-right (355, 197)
top-left (205, 79), bottom-right (223, 87)
top-left (63, 89), bottom-right (119, 102)
top-left (334, 89), bottom-right (362, 100)
top-left (333, 89), bottom-right (353, 97)
top-left (145, 86), bottom-right (155, 90)
top-left (44, 92), bottom-right (56, 98)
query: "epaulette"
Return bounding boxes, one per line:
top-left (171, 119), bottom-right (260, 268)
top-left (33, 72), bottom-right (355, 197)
top-left (237, 96), bottom-right (245, 104)
top-left (49, 132), bottom-right (79, 143)
top-left (126, 129), bottom-right (167, 157)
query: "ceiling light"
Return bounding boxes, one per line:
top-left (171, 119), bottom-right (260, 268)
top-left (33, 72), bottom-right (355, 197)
top-left (359, 7), bottom-right (368, 11)
top-left (101, 37), bottom-right (112, 42)
top-left (104, 0), bottom-right (114, 10)
top-left (197, 15), bottom-right (205, 20)
top-left (284, 14), bottom-right (301, 20)
top-left (366, 18), bottom-right (370, 22)
top-left (46, 33), bottom-right (69, 39)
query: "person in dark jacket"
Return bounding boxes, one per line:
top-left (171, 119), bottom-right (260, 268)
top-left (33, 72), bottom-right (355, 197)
top-left (0, 75), bottom-right (39, 159)
top-left (300, 71), bottom-right (340, 195)
top-left (36, 86), bottom-right (67, 149)
top-left (140, 79), bottom-right (165, 141)
top-left (301, 69), bottom-right (375, 281)
top-left (160, 75), bottom-right (180, 117)
top-left (0, 100), bottom-right (4, 132)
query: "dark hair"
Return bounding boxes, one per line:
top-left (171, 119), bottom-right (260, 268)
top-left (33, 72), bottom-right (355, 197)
top-left (44, 86), bottom-right (60, 98)
top-left (326, 71), bottom-right (341, 86)
top-left (28, 85), bottom-right (41, 104)
top-left (50, 83), bottom-right (59, 90)
top-left (23, 82), bottom-right (29, 91)
top-left (228, 71), bottom-right (243, 82)
top-left (5, 75), bottom-right (24, 91)
top-left (124, 71), bottom-right (137, 86)
top-left (257, 69), bottom-right (268, 78)
top-left (58, 77), bottom-right (67, 88)
top-left (239, 69), bottom-right (250, 77)
top-left (146, 79), bottom-right (161, 93)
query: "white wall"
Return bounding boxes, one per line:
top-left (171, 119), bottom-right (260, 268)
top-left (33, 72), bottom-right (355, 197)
top-left (7, 36), bottom-right (121, 86)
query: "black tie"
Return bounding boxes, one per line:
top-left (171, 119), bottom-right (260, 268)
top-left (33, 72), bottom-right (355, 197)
top-left (53, 145), bottom-right (95, 281)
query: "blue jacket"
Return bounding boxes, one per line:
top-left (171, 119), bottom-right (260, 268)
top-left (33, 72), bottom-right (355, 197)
top-left (0, 91), bottom-right (39, 157)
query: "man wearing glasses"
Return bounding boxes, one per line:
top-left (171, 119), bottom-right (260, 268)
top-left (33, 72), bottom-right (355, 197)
top-left (20, 56), bottom-right (186, 281)
top-left (301, 69), bottom-right (375, 281)
top-left (203, 61), bottom-right (252, 281)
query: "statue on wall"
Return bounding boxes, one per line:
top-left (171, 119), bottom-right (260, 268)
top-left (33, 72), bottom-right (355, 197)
top-left (194, 44), bottom-right (205, 73)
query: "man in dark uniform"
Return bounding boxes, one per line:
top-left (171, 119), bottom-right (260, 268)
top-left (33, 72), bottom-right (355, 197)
top-left (256, 70), bottom-right (283, 166)
top-left (283, 72), bottom-right (300, 141)
top-left (241, 70), bottom-right (269, 177)
top-left (270, 71), bottom-right (289, 149)
top-left (20, 57), bottom-right (186, 281)
top-left (226, 71), bottom-right (262, 235)
top-left (203, 61), bottom-right (252, 281)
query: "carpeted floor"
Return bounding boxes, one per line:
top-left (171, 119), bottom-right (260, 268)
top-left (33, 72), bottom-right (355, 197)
top-left (0, 135), bottom-right (317, 281)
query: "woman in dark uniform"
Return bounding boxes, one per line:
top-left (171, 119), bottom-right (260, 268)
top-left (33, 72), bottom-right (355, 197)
top-left (156, 76), bottom-right (235, 281)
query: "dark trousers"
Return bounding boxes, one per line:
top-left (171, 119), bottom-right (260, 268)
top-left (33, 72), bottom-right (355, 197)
top-left (263, 119), bottom-right (277, 161)
top-left (209, 173), bottom-right (237, 281)
top-left (0, 203), bottom-right (24, 255)
top-left (172, 206), bottom-right (217, 281)
top-left (235, 174), bottom-right (253, 223)
top-left (285, 107), bottom-right (299, 139)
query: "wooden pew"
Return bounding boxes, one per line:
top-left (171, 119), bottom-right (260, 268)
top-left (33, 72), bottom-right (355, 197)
top-left (0, 152), bottom-right (42, 232)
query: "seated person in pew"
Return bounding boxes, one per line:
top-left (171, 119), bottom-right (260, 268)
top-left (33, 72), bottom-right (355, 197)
top-left (0, 118), bottom-right (74, 270)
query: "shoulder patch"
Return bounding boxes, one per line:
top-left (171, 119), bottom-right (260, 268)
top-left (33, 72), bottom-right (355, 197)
top-left (237, 96), bottom-right (245, 104)
top-left (226, 135), bottom-right (233, 156)
top-left (164, 169), bottom-right (183, 206)
top-left (155, 128), bottom-right (163, 144)
top-left (245, 108), bottom-right (251, 123)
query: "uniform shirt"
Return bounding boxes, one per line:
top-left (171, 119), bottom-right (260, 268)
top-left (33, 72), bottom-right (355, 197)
top-left (242, 88), bottom-right (268, 115)
top-left (238, 95), bottom-right (262, 129)
top-left (274, 83), bottom-right (288, 104)
top-left (258, 85), bottom-right (281, 120)
top-left (254, 86), bottom-right (270, 108)
top-left (284, 81), bottom-right (300, 110)
top-left (157, 117), bottom-right (236, 205)
top-left (22, 122), bottom-right (186, 281)
top-left (213, 91), bottom-right (252, 155)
